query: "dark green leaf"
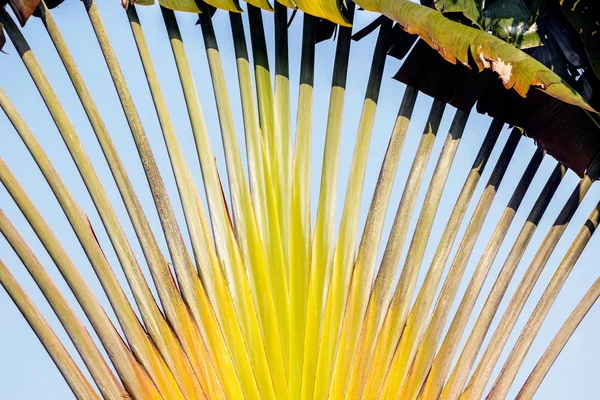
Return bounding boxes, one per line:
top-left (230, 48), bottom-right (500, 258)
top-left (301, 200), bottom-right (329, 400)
top-left (524, 27), bottom-right (572, 82)
top-left (527, 0), bottom-right (546, 25)
top-left (393, 40), bottom-right (492, 110)
top-left (477, 78), bottom-right (600, 176)
top-left (578, 70), bottom-right (600, 110)
top-left (560, 0), bottom-right (600, 79)
top-left (434, 0), bottom-right (483, 27)
top-left (543, 14), bottom-right (586, 67)
top-left (483, 0), bottom-right (542, 49)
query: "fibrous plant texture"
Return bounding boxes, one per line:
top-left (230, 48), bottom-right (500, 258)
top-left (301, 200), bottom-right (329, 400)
top-left (0, 0), bottom-right (599, 399)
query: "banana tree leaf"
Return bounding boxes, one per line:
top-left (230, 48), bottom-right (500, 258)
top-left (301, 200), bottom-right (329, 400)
top-left (485, 20), bottom-right (542, 51)
top-left (246, 0), bottom-right (274, 12)
top-left (434, 0), bottom-right (482, 27)
top-left (524, 28), bottom-right (571, 83)
top-left (315, 17), bottom-right (336, 42)
top-left (579, 71), bottom-right (600, 110)
top-left (387, 23), bottom-right (417, 60)
top-left (504, 23), bottom-right (542, 50)
top-left (527, 0), bottom-right (545, 25)
top-left (393, 40), bottom-right (492, 110)
top-left (560, 0), bottom-right (600, 79)
top-left (277, 0), bottom-right (295, 9)
top-left (292, 0), bottom-right (348, 26)
top-left (194, 3), bottom-right (218, 21)
top-left (314, 2), bottom-right (358, 43)
top-left (434, 0), bottom-right (542, 49)
top-left (542, 14), bottom-right (586, 67)
top-left (158, 0), bottom-right (231, 13)
top-left (158, 0), bottom-right (283, 14)
top-left (395, 38), bottom-right (600, 175)
top-left (353, 0), bottom-right (595, 113)
top-left (160, 0), bottom-right (280, 14)
top-left (477, 78), bottom-right (600, 176)
top-left (350, 15), bottom-right (417, 60)
top-left (483, 0), bottom-right (542, 50)
top-left (132, 0), bottom-right (156, 5)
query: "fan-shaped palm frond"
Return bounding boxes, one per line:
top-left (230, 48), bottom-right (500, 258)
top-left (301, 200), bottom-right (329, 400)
top-left (0, 0), bottom-right (599, 399)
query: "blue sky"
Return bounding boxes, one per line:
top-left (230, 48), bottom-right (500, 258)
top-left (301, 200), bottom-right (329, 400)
top-left (0, 1), bottom-right (599, 399)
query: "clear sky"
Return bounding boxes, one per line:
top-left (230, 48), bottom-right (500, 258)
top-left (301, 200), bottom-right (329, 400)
top-left (0, 1), bottom-right (599, 399)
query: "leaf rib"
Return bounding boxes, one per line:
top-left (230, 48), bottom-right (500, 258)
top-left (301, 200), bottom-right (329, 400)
top-left (311, 19), bottom-right (392, 400)
top-left (301, 6), bottom-right (355, 400)
top-left (420, 147), bottom-right (546, 400)
top-left (0, 257), bottom-right (100, 400)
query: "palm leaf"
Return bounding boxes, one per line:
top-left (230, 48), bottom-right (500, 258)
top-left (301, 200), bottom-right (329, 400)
top-left (0, 0), bottom-right (599, 399)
